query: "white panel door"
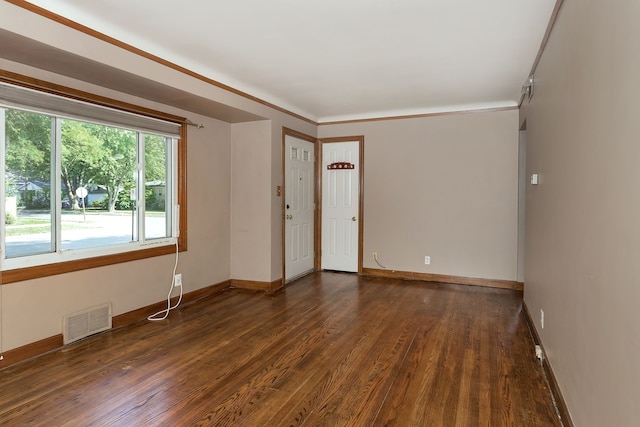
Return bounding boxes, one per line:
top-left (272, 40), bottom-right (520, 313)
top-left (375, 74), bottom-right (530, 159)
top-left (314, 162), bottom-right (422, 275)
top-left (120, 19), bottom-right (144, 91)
top-left (322, 141), bottom-right (359, 272)
top-left (285, 135), bottom-right (315, 281)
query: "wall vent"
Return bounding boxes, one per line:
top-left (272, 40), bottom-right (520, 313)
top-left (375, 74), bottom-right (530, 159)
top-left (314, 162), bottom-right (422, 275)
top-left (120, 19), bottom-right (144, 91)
top-left (63, 303), bottom-right (112, 344)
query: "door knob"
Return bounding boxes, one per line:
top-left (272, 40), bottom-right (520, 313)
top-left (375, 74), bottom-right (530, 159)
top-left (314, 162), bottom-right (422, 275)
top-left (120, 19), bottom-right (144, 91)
top-left (352, 216), bottom-right (357, 221)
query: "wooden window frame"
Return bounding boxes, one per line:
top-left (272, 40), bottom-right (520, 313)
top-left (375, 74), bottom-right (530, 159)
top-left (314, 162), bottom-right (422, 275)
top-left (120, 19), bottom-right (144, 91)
top-left (0, 70), bottom-right (187, 284)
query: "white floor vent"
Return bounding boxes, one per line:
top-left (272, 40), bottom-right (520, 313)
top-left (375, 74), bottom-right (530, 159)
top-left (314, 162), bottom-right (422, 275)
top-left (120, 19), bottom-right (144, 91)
top-left (63, 303), bottom-right (112, 344)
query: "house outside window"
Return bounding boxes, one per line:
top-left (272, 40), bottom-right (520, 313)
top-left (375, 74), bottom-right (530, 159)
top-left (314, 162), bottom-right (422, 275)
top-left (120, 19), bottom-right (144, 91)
top-left (1, 80), bottom-right (183, 274)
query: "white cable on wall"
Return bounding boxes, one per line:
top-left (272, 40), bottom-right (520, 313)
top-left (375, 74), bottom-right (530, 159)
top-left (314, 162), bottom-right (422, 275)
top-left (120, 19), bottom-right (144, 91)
top-left (147, 240), bottom-right (182, 321)
top-left (374, 252), bottom-right (387, 269)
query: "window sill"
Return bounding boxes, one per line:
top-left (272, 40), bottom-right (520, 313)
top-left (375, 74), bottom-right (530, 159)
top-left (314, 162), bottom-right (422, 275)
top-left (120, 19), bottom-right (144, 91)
top-left (1, 237), bottom-right (185, 284)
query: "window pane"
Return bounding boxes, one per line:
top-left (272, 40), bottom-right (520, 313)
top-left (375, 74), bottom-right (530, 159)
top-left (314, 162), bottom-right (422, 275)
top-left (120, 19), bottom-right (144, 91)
top-left (2, 80), bottom-right (182, 274)
top-left (4, 109), bottom-right (54, 258)
top-left (60, 120), bottom-right (138, 251)
top-left (144, 134), bottom-right (169, 240)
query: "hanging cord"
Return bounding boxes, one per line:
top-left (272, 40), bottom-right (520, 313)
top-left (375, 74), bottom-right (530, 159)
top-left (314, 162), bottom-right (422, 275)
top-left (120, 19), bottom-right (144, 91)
top-left (374, 252), bottom-right (387, 269)
top-left (147, 240), bottom-right (182, 321)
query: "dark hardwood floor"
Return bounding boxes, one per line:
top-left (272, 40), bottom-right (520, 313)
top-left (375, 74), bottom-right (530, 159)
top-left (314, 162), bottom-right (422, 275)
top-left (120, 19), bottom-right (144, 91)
top-left (0, 272), bottom-right (561, 426)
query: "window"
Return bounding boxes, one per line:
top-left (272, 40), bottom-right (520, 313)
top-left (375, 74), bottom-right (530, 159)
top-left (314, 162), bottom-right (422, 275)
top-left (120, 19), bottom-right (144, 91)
top-left (0, 79), bottom-right (186, 280)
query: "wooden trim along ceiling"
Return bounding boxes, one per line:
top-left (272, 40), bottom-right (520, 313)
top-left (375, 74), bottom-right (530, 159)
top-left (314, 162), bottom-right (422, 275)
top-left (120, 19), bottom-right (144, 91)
top-left (317, 136), bottom-right (365, 274)
top-left (7, 0), bottom-right (523, 127)
top-left (362, 268), bottom-right (524, 292)
top-left (5, 0), bottom-right (316, 127)
top-left (0, 69), bottom-right (186, 124)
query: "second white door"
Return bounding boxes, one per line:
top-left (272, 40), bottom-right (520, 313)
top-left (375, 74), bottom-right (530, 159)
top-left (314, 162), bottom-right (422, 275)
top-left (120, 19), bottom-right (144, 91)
top-left (322, 140), bottom-right (360, 272)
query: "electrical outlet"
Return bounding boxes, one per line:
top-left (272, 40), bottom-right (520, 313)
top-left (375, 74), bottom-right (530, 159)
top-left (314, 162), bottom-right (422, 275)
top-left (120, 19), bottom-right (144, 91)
top-left (373, 252), bottom-right (377, 259)
top-left (540, 309), bottom-right (544, 329)
top-left (424, 256), bottom-right (431, 265)
top-left (174, 273), bottom-right (182, 288)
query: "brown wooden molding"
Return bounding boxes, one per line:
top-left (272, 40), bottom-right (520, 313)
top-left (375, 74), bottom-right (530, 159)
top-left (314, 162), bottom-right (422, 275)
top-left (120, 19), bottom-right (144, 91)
top-left (230, 279), bottom-right (283, 292)
top-left (177, 123), bottom-right (188, 251)
top-left (361, 267), bottom-right (524, 291)
top-left (523, 301), bottom-right (574, 427)
top-left (0, 69), bottom-right (186, 123)
top-left (0, 280), bottom-right (232, 369)
top-left (282, 127), bottom-right (317, 144)
top-left (318, 106), bottom-right (518, 126)
top-left (2, 244), bottom-right (180, 284)
top-left (314, 138), bottom-right (322, 272)
top-left (4, 2), bottom-right (523, 127)
top-left (0, 334), bottom-right (63, 369)
top-left (0, 70), bottom-right (188, 285)
top-left (112, 280), bottom-right (231, 328)
top-left (5, 0), bottom-right (316, 126)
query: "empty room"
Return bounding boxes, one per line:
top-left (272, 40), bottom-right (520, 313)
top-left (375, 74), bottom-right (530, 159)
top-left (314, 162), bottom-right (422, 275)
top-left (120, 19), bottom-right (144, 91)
top-left (0, 1), bottom-right (637, 426)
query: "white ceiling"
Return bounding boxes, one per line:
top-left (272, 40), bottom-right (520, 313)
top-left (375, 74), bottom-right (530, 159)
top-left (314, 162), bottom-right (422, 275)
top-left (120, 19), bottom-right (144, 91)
top-left (26, 0), bottom-right (556, 123)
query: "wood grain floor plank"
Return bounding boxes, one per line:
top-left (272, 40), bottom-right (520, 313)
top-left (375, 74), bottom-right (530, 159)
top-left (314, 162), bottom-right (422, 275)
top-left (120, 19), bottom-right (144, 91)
top-left (186, 275), bottom-right (405, 426)
top-left (131, 274), bottom-right (361, 426)
top-left (297, 285), bottom-right (424, 426)
top-left (0, 272), bottom-right (561, 426)
top-left (242, 277), bottom-right (417, 426)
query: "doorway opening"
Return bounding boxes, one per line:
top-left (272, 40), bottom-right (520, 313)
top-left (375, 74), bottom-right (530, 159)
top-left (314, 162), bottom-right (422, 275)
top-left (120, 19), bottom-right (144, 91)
top-left (282, 131), bottom-right (364, 283)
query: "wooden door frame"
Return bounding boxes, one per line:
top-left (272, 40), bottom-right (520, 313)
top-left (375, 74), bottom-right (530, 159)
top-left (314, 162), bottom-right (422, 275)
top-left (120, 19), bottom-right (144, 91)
top-left (281, 128), bottom-right (319, 284)
top-left (318, 136), bottom-right (365, 274)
